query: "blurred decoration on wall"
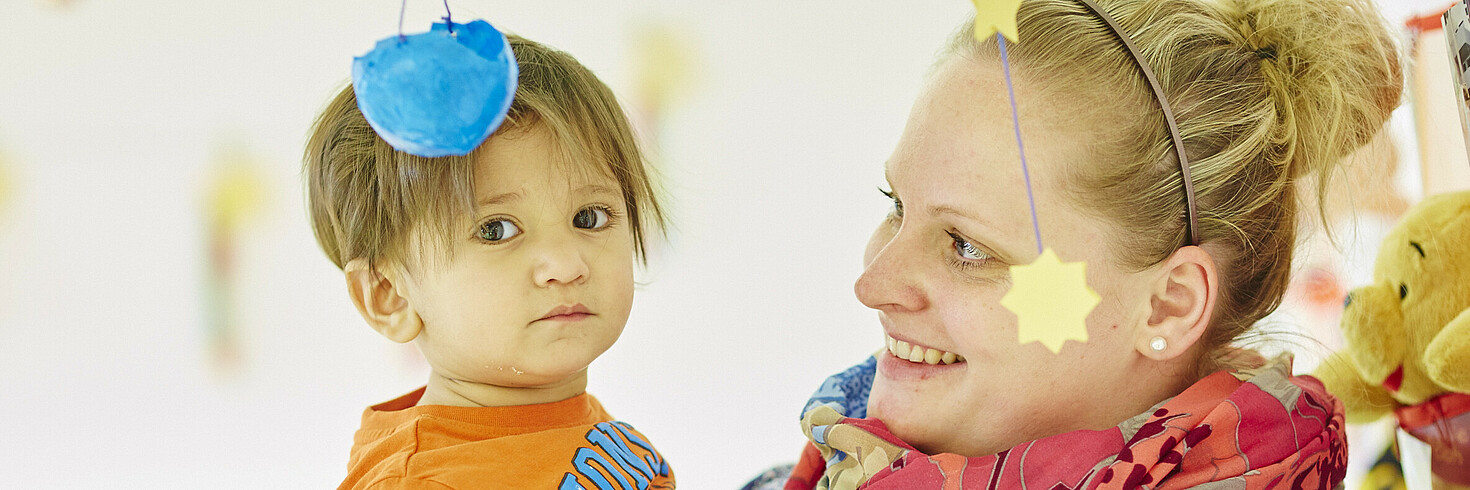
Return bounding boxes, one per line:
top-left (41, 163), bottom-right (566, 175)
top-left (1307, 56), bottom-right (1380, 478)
top-left (1447, 1), bottom-right (1470, 161)
top-left (0, 141), bottom-right (9, 218)
top-left (202, 144), bottom-right (269, 376)
top-left (41, 0), bottom-right (78, 10)
top-left (1334, 133), bottom-right (1412, 219)
top-left (1407, 7), bottom-right (1470, 195)
top-left (628, 19), bottom-right (701, 140)
top-left (1285, 132), bottom-right (1411, 350)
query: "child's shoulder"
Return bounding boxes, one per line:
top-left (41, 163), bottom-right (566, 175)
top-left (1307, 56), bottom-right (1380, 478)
top-left (344, 391), bottom-right (675, 489)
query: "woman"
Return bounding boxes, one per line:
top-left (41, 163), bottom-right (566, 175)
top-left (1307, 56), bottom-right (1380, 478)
top-left (773, 0), bottom-right (1402, 488)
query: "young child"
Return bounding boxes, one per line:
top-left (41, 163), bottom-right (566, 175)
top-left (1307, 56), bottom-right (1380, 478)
top-left (305, 33), bottom-right (674, 489)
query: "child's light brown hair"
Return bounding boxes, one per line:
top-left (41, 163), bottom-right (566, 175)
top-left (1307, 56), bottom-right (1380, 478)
top-left (304, 34), bottom-right (665, 270)
top-left (946, 0), bottom-right (1402, 372)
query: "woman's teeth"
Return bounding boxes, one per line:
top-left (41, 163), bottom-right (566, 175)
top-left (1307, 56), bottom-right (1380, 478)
top-left (886, 335), bottom-right (965, 365)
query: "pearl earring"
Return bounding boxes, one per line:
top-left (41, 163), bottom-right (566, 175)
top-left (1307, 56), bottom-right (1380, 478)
top-left (1150, 337), bottom-right (1167, 352)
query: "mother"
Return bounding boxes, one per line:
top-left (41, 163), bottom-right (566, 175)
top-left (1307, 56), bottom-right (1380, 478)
top-left (778, 0), bottom-right (1402, 488)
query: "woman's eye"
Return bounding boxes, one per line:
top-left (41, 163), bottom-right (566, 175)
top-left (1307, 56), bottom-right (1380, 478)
top-left (879, 187), bottom-right (904, 218)
top-left (477, 220), bottom-right (520, 242)
top-left (573, 207), bottom-right (611, 230)
top-left (951, 233), bottom-right (990, 260)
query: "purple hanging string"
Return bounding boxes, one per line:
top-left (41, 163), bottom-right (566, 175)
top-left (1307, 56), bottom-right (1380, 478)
top-left (442, 0), bottom-right (454, 34)
top-left (397, 0), bottom-right (408, 42)
top-left (997, 35), bottom-right (1045, 255)
top-left (398, 0), bottom-right (455, 40)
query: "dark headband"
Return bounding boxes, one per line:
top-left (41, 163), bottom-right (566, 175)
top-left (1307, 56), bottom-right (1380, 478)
top-left (1073, 0), bottom-right (1201, 246)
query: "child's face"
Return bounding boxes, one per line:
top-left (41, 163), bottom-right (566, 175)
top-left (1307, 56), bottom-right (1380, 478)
top-left (401, 125), bottom-right (635, 390)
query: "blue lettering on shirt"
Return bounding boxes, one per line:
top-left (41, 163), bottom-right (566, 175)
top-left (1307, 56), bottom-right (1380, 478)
top-left (559, 422), bottom-right (670, 489)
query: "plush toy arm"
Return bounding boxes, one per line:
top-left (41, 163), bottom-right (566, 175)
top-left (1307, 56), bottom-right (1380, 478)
top-left (1314, 351), bottom-right (1399, 423)
top-left (1425, 307), bottom-right (1470, 392)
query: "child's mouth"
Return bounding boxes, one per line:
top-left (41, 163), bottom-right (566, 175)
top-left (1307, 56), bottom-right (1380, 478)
top-left (541, 313), bottom-right (591, 322)
top-left (537, 304), bottom-right (593, 322)
top-left (885, 335), bottom-right (965, 365)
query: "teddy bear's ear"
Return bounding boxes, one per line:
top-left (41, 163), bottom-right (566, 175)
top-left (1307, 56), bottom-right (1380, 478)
top-left (1340, 284), bottom-right (1406, 384)
top-left (1424, 307), bottom-right (1470, 392)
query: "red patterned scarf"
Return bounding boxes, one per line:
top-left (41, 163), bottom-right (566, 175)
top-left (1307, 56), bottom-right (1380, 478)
top-left (786, 357), bottom-right (1347, 490)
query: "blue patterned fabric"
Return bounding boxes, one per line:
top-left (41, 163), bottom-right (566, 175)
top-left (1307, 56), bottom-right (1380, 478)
top-left (799, 355), bottom-right (877, 421)
top-left (740, 463), bottom-right (794, 490)
top-left (739, 356), bottom-right (876, 490)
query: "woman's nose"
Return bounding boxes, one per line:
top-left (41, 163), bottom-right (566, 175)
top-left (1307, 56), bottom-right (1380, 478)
top-left (854, 230), bottom-right (928, 313)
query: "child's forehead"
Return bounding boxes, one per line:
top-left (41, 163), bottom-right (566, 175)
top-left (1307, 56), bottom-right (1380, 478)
top-left (470, 125), bottom-right (620, 199)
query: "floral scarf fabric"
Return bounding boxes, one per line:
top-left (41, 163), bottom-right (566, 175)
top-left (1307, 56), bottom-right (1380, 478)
top-left (786, 355), bottom-right (1347, 490)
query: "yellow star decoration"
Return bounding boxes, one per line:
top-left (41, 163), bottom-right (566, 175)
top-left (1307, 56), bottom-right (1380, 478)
top-left (1001, 248), bottom-right (1101, 354)
top-left (206, 146), bottom-right (267, 231)
top-left (0, 147), bottom-right (8, 214)
top-left (632, 21), bottom-right (699, 117)
top-left (970, 0), bottom-right (1024, 43)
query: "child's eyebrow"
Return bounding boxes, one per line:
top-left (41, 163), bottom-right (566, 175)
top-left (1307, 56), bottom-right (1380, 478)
top-left (475, 185), bottom-right (616, 208)
top-left (579, 184), bottom-right (619, 197)
top-left (477, 191), bottom-right (523, 208)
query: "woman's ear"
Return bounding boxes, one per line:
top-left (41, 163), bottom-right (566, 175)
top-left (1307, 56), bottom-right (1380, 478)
top-left (344, 258), bottom-right (423, 344)
top-left (1139, 245), bottom-right (1218, 360)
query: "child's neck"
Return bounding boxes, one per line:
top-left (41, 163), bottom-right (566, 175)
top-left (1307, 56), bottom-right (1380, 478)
top-left (417, 370), bottom-right (589, 407)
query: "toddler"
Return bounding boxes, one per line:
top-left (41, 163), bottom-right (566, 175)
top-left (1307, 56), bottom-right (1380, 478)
top-left (305, 33), bottom-right (674, 490)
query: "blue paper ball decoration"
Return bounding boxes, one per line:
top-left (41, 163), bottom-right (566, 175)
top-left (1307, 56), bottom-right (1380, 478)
top-left (352, 20), bottom-right (518, 157)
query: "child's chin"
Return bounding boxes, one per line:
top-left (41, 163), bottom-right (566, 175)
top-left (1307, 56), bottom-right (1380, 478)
top-left (485, 362), bottom-right (590, 387)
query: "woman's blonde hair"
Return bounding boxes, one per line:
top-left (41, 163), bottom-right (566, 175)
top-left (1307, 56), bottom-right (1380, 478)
top-left (947, 0), bottom-right (1402, 371)
top-left (304, 34), bottom-right (665, 270)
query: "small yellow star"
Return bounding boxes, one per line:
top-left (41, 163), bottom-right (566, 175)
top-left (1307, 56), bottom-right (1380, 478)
top-left (0, 147), bottom-right (8, 213)
top-left (206, 146), bottom-right (267, 231)
top-left (1001, 248), bottom-right (1100, 354)
top-left (970, 0), bottom-right (1024, 43)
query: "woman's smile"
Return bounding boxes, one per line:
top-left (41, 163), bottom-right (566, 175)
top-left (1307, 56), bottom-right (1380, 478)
top-left (878, 332), bottom-right (969, 382)
top-left (883, 334), bottom-right (966, 365)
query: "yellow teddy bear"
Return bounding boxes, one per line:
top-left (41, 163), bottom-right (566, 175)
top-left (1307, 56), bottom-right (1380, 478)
top-left (1316, 190), bottom-right (1470, 488)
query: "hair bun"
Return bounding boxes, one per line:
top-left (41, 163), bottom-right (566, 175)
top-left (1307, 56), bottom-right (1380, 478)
top-left (1226, 0), bottom-right (1403, 178)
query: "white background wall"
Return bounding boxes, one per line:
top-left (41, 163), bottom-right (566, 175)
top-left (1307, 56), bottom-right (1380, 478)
top-left (0, 0), bottom-right (1453, 488)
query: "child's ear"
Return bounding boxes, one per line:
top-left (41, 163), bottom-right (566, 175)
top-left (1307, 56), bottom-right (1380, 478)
top-left (344, 258), bottom-right (423, 344)
top-left (1138, 245), bottom-right (1218, 360)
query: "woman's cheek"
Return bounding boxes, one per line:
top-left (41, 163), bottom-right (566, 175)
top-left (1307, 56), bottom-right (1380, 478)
top-left (939, 288), bottom-right (1005, 354)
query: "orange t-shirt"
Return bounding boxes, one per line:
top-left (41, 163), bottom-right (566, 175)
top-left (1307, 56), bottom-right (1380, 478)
top-left (340, 388), bottom-right (674, 489)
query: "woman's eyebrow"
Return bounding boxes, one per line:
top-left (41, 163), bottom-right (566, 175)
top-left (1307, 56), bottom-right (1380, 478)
top-left (928, 204), bottom-right (1024, 262)
top-left (928, 204), bottom-right (984, 224)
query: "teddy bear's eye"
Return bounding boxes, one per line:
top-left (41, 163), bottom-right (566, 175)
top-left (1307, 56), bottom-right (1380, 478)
top-left (1399, 283), bottom-right (1408, 300)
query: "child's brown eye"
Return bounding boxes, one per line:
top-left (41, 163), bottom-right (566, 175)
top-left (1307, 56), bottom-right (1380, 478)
top-left (478, 219), bottom-right (520, 242)
top-left (573, 207), bottom-right (610, 230)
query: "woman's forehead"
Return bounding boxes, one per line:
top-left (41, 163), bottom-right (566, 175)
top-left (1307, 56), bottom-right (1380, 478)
top-left (890, 57), bottom-right (1107, 255)
top-left (892, 66), bottom-right (1027, 191)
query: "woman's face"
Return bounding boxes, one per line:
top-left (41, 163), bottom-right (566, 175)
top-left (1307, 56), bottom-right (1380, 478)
top-left (858, 55), bottom-right (1161, 456)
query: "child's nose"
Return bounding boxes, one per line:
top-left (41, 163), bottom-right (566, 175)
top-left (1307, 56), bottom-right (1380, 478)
top-left (532, 240), bottom-right (589, 287)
